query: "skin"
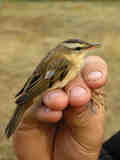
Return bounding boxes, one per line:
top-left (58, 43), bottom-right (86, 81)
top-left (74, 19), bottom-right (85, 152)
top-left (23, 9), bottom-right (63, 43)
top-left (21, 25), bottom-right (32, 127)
top-left (13, 56), bottom-right (108, 160)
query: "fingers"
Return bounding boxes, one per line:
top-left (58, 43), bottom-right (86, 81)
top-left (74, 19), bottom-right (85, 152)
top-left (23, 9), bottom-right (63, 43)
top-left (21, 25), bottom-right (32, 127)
top-left (35, 89), bottom-right (68, 123)
top-left (26, 89), bottom-right (67, 123)
top-left (82, 56), bottom-right (108, 88)
top-left (65, 75), bottom-right (91, 108)
top-left (35, 105), bottom-right (63, 123)
top-left (43, 89), bottom-right (68, 110)
top-left (42, 56), bottom-right (107, 109)
top-left (33, 56), bottom-right (108, 123)
top-left (64, 56), bottom-right (107, 108)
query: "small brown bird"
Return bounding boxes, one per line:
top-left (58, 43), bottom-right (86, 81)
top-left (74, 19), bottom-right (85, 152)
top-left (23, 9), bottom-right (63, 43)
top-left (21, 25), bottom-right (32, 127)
top-left (5, 39), bottom-right (101, 138)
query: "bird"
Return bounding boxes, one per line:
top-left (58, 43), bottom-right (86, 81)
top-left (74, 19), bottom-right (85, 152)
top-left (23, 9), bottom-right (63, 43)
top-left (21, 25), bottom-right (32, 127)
top-left (5, 39), bottom-right (101, 138)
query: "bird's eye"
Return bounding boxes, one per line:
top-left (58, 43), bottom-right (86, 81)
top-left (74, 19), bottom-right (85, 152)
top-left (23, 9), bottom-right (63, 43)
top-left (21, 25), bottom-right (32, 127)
top-left (75, 47), bottom-right (81, 51)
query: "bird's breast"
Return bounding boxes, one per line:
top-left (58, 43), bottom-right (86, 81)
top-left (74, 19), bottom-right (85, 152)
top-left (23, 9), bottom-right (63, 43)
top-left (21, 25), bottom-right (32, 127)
top-left (64, 54), bottom-right (85, 69)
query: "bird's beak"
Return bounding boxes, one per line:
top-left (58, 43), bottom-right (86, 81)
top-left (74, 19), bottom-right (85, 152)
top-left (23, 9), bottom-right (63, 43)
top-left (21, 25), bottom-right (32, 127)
top-left (88, 42), bottom-right (101, 50)
top-left (91, 42), bottom-right (101, 48)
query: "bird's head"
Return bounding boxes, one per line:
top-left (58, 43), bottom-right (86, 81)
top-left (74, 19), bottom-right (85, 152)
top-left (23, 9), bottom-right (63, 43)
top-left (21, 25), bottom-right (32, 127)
top-left (57, 39), bottom-right (101, 57)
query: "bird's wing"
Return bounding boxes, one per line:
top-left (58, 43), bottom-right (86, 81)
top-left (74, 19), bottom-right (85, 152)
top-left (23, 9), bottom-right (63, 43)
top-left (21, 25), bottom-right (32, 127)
top-left (15, 56), bottom-right (72, 101)
top-left (15, 49), bottom-right (57, 97)
top-left (15, 77), bottom-right (31, 97)
top-left (26, 57), bottom-right (72, 93)
top-left (15, 73), bottom-right (41, 97)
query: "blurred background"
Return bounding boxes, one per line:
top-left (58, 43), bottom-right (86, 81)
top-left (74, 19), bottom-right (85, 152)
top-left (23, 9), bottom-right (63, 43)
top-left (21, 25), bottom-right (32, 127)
top-left (0, 0), bottom-right (120, 159)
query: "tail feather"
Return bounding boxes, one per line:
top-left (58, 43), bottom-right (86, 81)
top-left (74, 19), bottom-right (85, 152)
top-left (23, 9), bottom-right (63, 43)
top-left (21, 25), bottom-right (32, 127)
top-left (5, 104), bottom-right (26, 138)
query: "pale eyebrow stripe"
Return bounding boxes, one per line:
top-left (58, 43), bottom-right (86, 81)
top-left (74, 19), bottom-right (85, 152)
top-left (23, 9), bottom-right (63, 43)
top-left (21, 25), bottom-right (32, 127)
top-left (63, 43), bottom-right (86, 49)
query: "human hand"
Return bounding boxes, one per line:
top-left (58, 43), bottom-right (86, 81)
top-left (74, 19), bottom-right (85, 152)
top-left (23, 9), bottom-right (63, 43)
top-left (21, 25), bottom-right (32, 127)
top-left (13, 56), bottom-right (108, 160)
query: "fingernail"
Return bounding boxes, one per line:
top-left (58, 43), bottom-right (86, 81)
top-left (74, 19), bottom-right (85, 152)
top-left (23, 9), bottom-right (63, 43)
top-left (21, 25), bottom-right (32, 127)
top-left (47, 92), bottom-right (60, 101)
top-left (70, 87), bottom-right (87, 98)
top-left (87, 72), bottom-right (102, 81)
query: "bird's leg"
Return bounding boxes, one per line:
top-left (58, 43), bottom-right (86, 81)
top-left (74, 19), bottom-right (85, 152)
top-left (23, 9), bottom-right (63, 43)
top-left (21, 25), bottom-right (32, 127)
top-left (88, 99), bottom-right (97, 113)
top-left (88, 88), bottom-right (104, 113)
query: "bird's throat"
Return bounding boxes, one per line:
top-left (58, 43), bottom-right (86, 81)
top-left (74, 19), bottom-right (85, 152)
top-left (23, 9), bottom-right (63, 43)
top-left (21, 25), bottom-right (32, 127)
top-left (64, 53), bottom-right (85, 68)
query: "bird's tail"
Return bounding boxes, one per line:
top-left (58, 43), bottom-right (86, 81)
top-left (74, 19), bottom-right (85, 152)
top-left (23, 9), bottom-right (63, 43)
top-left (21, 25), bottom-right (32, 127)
top-left (5, 104), bottom-right (26, 138)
